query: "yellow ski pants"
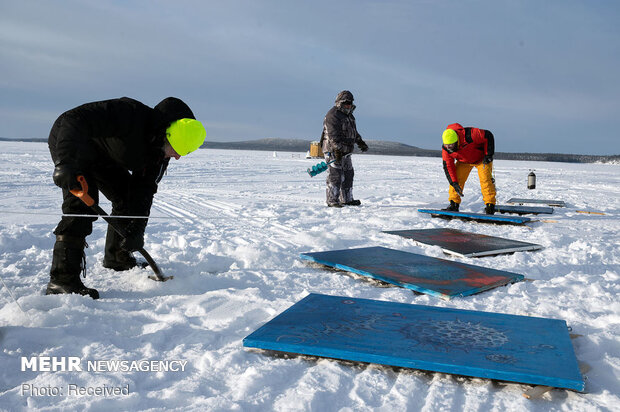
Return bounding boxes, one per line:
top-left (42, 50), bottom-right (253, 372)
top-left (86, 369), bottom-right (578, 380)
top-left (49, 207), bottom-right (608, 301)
top-left (448, 161), bottom-right (496, 205)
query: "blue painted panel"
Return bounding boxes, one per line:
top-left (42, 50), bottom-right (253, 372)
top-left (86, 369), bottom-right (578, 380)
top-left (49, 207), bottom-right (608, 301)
top-left (496, 205), bottom-right (554, 215)
top-left (418, 209), bottom-right (533, 225)
top-left (383, 228), bottom-right (543, 257)
top-left (243, 293), bottom-right (585, 391)
top-left (300, 246), bottom-right (524, 299)
top-left (506, 198), bottom-right (566, 207)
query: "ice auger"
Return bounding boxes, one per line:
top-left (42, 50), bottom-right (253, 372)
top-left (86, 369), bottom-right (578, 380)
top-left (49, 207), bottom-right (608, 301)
top-left (70, 175), bottom-right (172, 282)
top-left (306, 154), bottom-right (351, 177)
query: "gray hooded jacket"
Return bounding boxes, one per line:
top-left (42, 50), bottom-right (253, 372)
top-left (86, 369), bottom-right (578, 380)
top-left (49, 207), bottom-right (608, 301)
top-left (320, 91), bottom-right (364, 154)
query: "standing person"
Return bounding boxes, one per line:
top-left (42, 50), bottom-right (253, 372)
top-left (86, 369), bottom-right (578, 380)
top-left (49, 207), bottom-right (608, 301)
top-left (441, 122), bottom-right (496, 214)
top-left (47, 97), bottom-right (206, 299)
top-left (320, 90), bottom-right (369, 207)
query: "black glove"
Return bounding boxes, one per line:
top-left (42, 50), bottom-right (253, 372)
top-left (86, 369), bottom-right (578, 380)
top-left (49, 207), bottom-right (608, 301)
top-left (333, 149), bottom-right (343, 162)
top-left (119, 219), bottom-right (147, 252)
top-left (451, 182), bottom-right (464, 197)
top-left (483, 155), bottom-right (493, 164)
top-left (358, 141), bottom-right (369, 152)
top-left (52, 163), bottom-right (81, 191)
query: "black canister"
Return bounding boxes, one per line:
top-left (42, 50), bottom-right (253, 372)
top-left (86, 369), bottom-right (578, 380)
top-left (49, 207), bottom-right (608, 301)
top-left (528, 171), bottom-right (536, 189)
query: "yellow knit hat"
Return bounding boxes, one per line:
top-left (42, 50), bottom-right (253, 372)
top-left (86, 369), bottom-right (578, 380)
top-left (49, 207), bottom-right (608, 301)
top-left (442, 129), bottom-right (458, 145)
top-left (166, 119), bottom-right (206, 156)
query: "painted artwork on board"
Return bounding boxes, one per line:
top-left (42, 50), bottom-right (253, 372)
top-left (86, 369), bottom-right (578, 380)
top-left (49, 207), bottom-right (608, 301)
top-left (300, 246), bottom-right (524, 299)
top-left (243, 294), bottom-right (584, 391)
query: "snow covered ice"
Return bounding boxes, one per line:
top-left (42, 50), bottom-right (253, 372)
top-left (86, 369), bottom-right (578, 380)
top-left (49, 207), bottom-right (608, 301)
top-left (0, 141), bottom-right (618, 411)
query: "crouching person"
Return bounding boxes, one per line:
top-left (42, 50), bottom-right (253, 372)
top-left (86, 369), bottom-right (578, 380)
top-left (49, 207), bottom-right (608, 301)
top-left (441, 123), bottom-right (496, 214)
top-left (47, 97), bottom-right (206, 299)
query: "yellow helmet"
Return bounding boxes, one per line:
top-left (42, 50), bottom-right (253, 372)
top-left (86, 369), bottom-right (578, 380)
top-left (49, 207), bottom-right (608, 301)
top-left (442, 129), bottom-right (458, 145)
top-left (166, 119), bottom-right (206, 156)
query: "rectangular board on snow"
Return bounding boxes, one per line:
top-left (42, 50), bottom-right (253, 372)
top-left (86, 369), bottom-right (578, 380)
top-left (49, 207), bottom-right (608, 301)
top-left (496, 205), bottom-right (554, 215)
top-left (243, 293), bottom-right (584, 391)
top-left (299, 246), bottom-right (524, 299)
top-left (383, 228), bottom-right (543, 257)
top-left (506, 198), bottom-right (566, 207)
top-left (418, 209), bottom-right (533, 225)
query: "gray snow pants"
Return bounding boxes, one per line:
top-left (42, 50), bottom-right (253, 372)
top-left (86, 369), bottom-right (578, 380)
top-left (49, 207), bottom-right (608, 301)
top-left (325, 153), bottom-right (354, 205)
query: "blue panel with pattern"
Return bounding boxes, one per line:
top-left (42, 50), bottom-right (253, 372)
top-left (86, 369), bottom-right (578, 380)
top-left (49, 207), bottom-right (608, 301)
top-left (243, 294), bottom-right (584, 391)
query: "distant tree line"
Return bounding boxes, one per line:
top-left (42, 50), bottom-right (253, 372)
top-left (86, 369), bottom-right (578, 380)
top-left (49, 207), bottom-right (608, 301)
top-left (2, 137), bottom-right (618, 164)
top-left (492, 152), bottom-right (620, 163)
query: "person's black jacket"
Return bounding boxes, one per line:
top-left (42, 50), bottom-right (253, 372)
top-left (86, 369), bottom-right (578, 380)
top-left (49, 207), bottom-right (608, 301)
top-left (48, 96), bottom-right (195, 215)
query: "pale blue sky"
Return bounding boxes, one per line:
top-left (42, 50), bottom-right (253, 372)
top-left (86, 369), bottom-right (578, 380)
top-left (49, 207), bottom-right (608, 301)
top-left (1, 0), bottom-right (618, 154)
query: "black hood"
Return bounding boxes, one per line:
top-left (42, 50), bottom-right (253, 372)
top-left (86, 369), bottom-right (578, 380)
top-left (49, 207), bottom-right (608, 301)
top-left (154, 97), bottom-right (196, 125)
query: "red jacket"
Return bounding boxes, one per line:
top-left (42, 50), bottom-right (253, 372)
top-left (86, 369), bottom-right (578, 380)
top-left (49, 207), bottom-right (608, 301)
top-left (442, 123), bottom-right (494, 184)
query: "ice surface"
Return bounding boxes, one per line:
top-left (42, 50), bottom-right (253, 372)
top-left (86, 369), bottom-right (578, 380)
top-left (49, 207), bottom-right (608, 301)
top-left (0, 142), bottom-right (618, 411)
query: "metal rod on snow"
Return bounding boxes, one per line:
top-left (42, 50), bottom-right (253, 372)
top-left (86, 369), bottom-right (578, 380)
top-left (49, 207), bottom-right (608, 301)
top-left (0, 210), bottom-right (173, 219)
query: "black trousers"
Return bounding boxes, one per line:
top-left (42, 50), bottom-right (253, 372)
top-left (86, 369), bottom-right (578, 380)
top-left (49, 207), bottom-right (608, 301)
top-left (53, 165), bottom-right (132, 238)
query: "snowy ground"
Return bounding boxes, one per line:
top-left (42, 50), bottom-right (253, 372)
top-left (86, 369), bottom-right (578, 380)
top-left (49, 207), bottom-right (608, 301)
top-left (0, 141), bottom-right (618, 411)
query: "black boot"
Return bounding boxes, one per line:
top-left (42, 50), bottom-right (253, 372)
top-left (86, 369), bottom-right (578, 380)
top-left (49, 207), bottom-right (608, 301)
top-left (343, 200), bottom-right (362, 206)
top-left (443, 200), bottom-right (460, 212)
top-left (46, 235), bottom-right (99, 299)
top-left (485, 203), bottom-right (496, 215)
top-left (102, 224), bottom-right (138, 271)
